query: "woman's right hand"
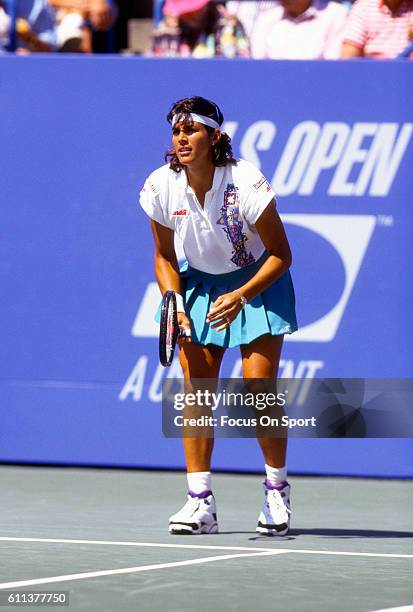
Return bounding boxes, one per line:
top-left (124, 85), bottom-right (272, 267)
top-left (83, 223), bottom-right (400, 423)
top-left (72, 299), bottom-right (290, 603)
top-left (177, 312), bottom-right (192, 344)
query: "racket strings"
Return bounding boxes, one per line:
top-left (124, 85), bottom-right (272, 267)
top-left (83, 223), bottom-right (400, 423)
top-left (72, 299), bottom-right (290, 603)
top-left (166, 301), bottom-right (175, 361)
top-left (159, 290), bottom-right (179, 367)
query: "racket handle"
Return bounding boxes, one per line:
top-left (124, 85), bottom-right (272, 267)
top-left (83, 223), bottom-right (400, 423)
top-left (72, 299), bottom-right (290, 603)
top-left (179, 327), bottom-right (191, 338)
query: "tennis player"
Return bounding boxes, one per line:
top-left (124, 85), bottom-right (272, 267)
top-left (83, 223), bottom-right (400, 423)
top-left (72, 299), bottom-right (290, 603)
top-left (139, 96), bottom-right (297, 536)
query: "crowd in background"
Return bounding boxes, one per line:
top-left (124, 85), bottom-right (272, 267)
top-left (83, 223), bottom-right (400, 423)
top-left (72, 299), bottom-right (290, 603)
top-left (0, 0), bottom-right (412, 58)
top-left (0, 0), bottom-right (117, 52)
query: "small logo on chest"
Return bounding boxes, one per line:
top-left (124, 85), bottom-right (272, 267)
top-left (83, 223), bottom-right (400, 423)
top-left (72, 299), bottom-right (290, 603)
top-left (172, 209), bottom-right (189, 216)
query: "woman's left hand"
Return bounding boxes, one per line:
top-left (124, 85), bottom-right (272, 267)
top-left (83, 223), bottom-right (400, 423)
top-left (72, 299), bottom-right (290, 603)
top-left (206, 291), bottom-right (243, 332)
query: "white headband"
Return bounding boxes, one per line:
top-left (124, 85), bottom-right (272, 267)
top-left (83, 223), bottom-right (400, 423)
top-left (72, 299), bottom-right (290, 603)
top-left (172, 113), bottom-right (221, 130)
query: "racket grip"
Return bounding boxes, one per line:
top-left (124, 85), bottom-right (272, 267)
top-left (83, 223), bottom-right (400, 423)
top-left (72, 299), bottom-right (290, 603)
top-left (179, 327), bottom-right (191, 338)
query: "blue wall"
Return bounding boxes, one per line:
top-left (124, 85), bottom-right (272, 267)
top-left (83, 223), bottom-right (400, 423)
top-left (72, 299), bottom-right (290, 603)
top-left (1, 56), bottom-right (412, 476)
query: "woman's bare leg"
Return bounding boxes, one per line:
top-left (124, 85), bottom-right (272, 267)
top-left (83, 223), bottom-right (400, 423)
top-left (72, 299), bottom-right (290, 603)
top-left (178, 342), bottom-right (225, 472)
top-left (240, 334), bottom-right (286, 467)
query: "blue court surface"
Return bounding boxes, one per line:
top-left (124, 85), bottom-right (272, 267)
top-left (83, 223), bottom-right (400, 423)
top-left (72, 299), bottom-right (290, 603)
top-left (0, 466), bottom-right (412, 611)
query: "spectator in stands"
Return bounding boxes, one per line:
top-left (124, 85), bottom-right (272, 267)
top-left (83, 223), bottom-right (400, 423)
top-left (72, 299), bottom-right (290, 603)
top-left (250, 0), bottom-right (349, 59)
top-left (341, 0), bottom-right (413, 58)
top-left (48, 0), bottom-right (116, 52)
top-left (225, 1), bottom-right (277, 39)
top-left (0, 0), bottom-right (57, 52)
top-left (0, 2), bottom-right (10, 47)
top-left (151, 0), bottom-right (249, 57)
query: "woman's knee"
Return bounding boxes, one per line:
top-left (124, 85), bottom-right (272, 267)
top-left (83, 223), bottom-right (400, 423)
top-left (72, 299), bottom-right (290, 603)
top-left (179, 343), bottom-right (224, 380)
top-left (241, 334), bottom-right (284, 379)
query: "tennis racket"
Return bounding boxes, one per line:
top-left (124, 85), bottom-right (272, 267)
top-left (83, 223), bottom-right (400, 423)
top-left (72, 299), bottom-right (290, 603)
top-left (159, 290), bottom-right (180, 367)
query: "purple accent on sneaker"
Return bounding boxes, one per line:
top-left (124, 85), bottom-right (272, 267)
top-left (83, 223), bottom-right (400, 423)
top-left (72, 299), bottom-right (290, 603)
top-left (264, 479), bottom-right (288, 490)
top-left (188, 489), bottom-right (213, 499)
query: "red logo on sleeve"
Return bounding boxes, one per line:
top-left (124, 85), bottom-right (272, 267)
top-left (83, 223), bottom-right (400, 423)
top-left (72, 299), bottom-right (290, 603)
top-left (147, 179), bottom-right (159, 194)
top-left (253, 176), bottom-right (272, 192)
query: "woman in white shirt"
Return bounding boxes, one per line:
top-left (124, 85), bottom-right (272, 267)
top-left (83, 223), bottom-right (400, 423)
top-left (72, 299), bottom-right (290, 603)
top-left (140, 96), bottom-right (297, 536)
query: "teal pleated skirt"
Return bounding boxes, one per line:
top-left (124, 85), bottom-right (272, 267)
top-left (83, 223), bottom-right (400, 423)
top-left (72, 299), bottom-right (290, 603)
top-left (157, 251), bottom-right (297, 348)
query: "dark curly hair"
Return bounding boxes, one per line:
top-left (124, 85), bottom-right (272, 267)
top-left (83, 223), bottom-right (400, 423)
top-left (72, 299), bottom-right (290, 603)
top-left (165, 96), bottom-right (236, 173)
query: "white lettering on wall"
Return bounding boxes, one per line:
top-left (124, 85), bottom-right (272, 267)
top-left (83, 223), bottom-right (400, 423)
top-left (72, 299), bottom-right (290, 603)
top-left (234, 120), bottom-right (412, 197)
top-left (239, 121), bottom-right (276, 169)
top-left (272, 121), bottom-right (320, 196)
top-left (299, 123), bottom-right (350, 195)
top-left (118, 355), bottom-right (148, 401)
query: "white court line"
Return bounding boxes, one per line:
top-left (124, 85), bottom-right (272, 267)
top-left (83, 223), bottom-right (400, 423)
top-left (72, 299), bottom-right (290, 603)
top-left (0, 536), bottom-right (273, 553)
top-left (1, 537), bottom-right (412, 559)
top-left (369, 606), bottom-right (413, 612)
top-left (0, 550), bottom-right (283, 590)
top-left (281, 549), bottom-right (413, 560)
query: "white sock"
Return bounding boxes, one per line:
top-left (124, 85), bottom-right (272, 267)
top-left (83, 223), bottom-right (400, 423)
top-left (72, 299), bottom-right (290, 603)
top-left (265, 464), bottom-right (287, 485)
top-left (187, 471), bottom-right (212, 494)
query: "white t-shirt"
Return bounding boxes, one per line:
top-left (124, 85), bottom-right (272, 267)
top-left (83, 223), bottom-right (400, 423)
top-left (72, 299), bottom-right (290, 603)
top-left (251, 1), bottom-right (348, 60)
top-left (139, 159), bottom-right (275, 274)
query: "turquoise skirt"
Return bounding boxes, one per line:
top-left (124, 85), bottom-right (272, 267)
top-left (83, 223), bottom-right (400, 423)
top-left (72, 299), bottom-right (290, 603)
top-left (157, 251), bottom-right (298, 348)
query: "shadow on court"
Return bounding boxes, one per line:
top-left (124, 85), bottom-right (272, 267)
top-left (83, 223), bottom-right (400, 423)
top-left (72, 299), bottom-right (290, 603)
top-left (288, 528), bottom-right (413, 539)
top-left (218, 528), bottom-right (413, 539)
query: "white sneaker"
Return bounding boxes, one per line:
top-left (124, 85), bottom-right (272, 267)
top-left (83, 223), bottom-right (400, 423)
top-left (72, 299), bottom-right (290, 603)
top-left (256, 482), bottom-right (291, 536)
top-left (169, 491), bottom-right (218, 535)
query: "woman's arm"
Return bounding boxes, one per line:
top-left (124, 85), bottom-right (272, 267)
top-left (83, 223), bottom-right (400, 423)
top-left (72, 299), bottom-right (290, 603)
top-left (48, 0), bottom-right (88, 11)
top-left (151, 219), bottom-right (191, 339)
top-left (151, 219), bottom-right (181, 294)
top-left (340, 42), bottom-right (364, 57)
top-left (238, 201), bottom-right (291, 301)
